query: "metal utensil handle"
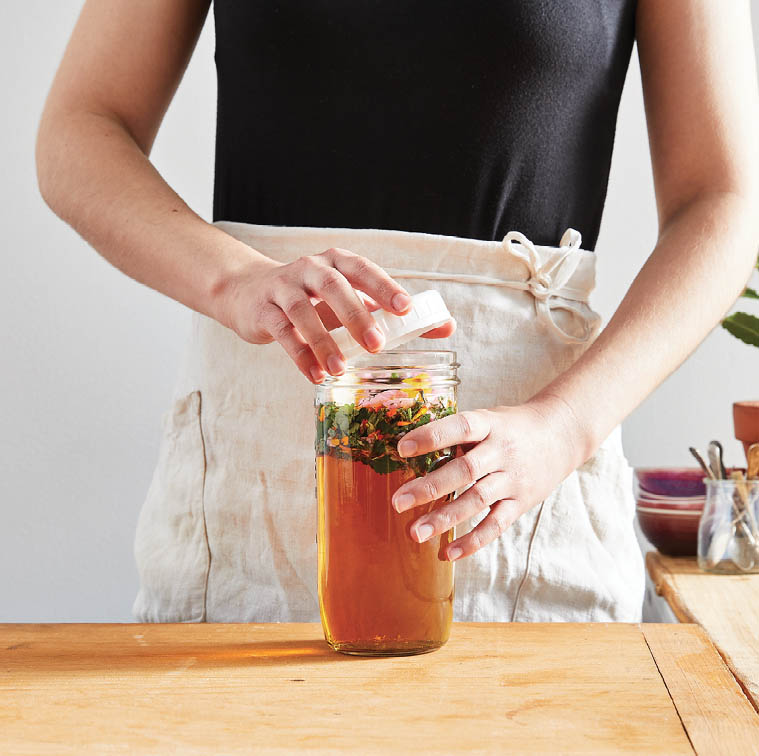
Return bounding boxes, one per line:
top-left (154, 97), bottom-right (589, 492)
top-left (708, 440), bottom-right (726, 480)
top-left (689, 447), bottom-right (715, 480)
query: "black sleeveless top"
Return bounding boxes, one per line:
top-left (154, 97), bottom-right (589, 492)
top-left (212, 1), bottom-right (637, 249)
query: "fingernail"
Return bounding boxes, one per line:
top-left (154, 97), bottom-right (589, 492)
top-left (327, 355), bottom-right (345, 375)
top-left (363, 326), bottom-right (384, 352)
top-left (392, 293), bottom-right (411, 312)
top-left (399, 439), bottom-right (417, 457)
top-left (448, 547), bottom-right (463, 561)
top-left (393, 493), bottom-right (415, 512)
top-left (415, 523), bottom-right (434, 543)
top-left (310, 366), bottom-right (325, 383)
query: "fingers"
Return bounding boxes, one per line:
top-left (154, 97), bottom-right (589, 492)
top-left (313, 301), bottom-right (342, 332)
top-left (313, 294), bottom-right (378, 332)
top-left (259, 247), bottom-right (415, 382)
top-left (322, 247), bottom-right (412, 315)
top-left (263, 304), bottom-right (325, 383)
top-left (406, 472), bottom-right (511, 545)
top-left (444, 499), bottom-right (521, 560)
top-left (360, 295), bottom-right (382, 312)
top-left (272, 286), bottom-right (345, 376)
top-left (420, 318), bottom-right (457, 340)
top-left (392, 443), bottom-right (498, 512)
top-left (315, 294), bottom-right (454, 347)
top-left (301, 259), bottom-right (387, 353)
top-left (397, 411), bottom-right (490, 458)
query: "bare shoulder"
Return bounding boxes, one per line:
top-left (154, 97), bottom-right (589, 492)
top-left (41, 0), bottom-right (211, 153)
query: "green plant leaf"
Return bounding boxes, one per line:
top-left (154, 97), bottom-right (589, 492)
top-left (722, 312), bottom-right (759, 347)
top-left (369, 454), bottom-right (405, 474)
top-left (741, 287), bottom-right (759, 300)
top-left (315, 393), bottom-right (458, 475)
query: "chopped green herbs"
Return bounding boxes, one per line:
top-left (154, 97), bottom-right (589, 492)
top-left (315, 394), bottom-right (457, 477)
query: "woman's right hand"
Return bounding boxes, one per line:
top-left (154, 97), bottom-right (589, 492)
top-left (219, 246), bottom-right (455, 384)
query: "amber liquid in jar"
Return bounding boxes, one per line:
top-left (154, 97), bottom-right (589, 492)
top-left (317, 456), bottom-right (454, 655)
top-left (315, 351), bottom-right (459, 656)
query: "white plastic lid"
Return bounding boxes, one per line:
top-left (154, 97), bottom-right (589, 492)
top-left (331, 289), bottom-right (453, 362)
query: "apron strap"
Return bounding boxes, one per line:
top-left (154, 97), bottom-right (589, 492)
top-left (384, 228), bottom-right (601, 345)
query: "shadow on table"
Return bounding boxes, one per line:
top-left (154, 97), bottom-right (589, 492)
top-left (3, 637), bottom-right (370, 675)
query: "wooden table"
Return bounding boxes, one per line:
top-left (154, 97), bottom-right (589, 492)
top-left (2, 623), bottom-right (758, 755)
top-left (647, 551), bottom-right (759, 715)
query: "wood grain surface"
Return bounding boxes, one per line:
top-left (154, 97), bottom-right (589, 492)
top-left (647, 551), bottom-right (759, 713)
top-left (643, 623), bottom-right (759, 755)
top-left (0, 622), bottom-right (751, 754)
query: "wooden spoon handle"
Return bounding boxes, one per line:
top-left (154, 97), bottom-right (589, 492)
top-left (747, 443), bottom-right (759, 480)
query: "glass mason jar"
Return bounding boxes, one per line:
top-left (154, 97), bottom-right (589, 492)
top-left (698, 478), bottom-right (759, 573)
top-left (315, 350), bottom-right (460, 656)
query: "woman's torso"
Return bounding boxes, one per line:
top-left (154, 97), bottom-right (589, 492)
top-left (212, 0), bottom-right (637, 248)
top-left (133, 222), bottom-right (645, 624)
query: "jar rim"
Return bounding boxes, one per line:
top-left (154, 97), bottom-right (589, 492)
top-left (704, 477), bottom-right (758, 487)
top-left (317, 349), bottom-right (460, 390)
top-left (338, 349), bottom-right (459, 370)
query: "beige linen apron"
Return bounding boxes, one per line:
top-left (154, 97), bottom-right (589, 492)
top-left (133, 222), bottom-right (644, 623)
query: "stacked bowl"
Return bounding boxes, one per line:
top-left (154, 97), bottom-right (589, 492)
top-left (634, 468), bottom-right (706, 556)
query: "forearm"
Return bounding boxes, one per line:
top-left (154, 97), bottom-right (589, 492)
top-left (532, 191), bottom-right (759, 465)
top-left (36, 109), bottom-right (272, 323)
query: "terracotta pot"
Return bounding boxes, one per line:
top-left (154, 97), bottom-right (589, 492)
top-left (733, 401), bottom-right (759, 460)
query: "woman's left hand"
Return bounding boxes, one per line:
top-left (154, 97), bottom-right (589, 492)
top-left (391, 396), bottom-right (587, 561)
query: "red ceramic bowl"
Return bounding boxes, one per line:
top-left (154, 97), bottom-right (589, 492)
top-left (635, 468), bottom-right (707, 498)
top-left (636, 493), bottom-right (705, 510)
top-left (636, 504), bottom-right (701, 556)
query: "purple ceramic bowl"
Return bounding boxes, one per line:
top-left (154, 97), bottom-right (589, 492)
top-left (635, 468), bottom-right (707, 498)
top-left (636, 504), bottom-right (701, 557)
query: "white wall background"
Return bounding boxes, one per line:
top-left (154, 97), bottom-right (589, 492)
top-left (1, 2), bottom-right (758, 621)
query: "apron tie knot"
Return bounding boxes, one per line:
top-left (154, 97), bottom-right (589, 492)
top-left (527, 275), bottom-right (552, 301)
top-left (502, 229), bottom-right (598, 345)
